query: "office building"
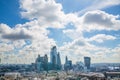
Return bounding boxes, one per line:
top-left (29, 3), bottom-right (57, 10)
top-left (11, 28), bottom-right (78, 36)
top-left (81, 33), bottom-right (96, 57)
top-left (35, 54), bottom-right (48, 72)
top-left (64, 56), bottom-right (72, 70)
top-left (50, 46), bottom-right (62, 70)
top-left (84, 57), bottom-right (91, 70)
top-left (56, 52), bottom-right (62, 70)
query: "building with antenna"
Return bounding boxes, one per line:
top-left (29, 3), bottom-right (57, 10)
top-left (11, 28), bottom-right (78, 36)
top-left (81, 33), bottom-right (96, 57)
top-left (64, 56), bottom-right (72, 71)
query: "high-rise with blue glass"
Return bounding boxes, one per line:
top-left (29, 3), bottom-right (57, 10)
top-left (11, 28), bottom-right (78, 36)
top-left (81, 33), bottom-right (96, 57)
top-left (50, 46), bottom-right (61, 70)
top-left (84, 57), bottom-right (91, 70)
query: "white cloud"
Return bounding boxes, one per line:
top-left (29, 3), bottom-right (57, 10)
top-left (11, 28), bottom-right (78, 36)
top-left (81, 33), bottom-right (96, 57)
top-left (2, 31), bottom-right (32, 40)
top-left (74, 10), bottom-right (120, 32)
top-left (0, 22), bottom-right (56, 64)
top-left (59, 9), bottom-right (120, 63)
top-left (0, 43), bottom-right (14, 53)
top-left (1, 0), bottom-right (64, 64)
top-left (0, 24), bottom-right (12, 34)
top-left (20, 0), bottom-right (62, 20)
top-left (20, 0), bottom-right (68, 28)
top-left (0, 0), bottom-right (120, 64)
top-left (0, 23), bottom-right (33, 40)
top-left (63, 29), bottom-right (83, 40)
top-left (60, 38), bottom-right (120, 63)
top-left (83, 10), bottom-right (115, 26)
top-left (63, 10), bottom-right (120, 41)
top-left (86, 34), bottom-right (116, 43)
top-left (78, 0), bottom-right (120, 15)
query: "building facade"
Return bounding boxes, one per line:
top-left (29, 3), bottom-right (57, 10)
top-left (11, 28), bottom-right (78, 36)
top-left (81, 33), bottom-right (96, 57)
top-left (64, 56), bottom-right (72, 71)
top-left (35, 54), bottom-right (48, 72)
top-left (50, 46), bottom-right (62, 70)
top-left (84, 57), bottom-right (91, 70)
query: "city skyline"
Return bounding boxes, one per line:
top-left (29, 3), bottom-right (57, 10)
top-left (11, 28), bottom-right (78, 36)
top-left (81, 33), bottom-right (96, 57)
top-left (0, 0), bottom-right (120, 64)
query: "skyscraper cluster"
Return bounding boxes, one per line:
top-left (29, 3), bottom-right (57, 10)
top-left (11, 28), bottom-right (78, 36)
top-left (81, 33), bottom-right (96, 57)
top-left (34, 46), bottom-right (91, 72)
top-left (35, 46), bottom-right (62, 72)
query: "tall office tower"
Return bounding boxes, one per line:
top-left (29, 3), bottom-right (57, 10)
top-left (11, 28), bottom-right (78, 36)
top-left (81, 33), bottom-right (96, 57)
top-left (50, 46), bottom-right (57, 69)
top-left (44, 54), bottom-right (48, 71)
top-left (50, 46), bottom-right (57, 63)
top-left (44, 54), bottom-right (48, 63)
top-left (57, 52), bottom-right (62, 69)
top-left (84, 57), bottom-right (91, 69)
top-left (65, 56), bottom-right (68, 64)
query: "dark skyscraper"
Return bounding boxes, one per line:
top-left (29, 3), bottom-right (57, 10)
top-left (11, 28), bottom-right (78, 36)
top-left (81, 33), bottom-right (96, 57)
top-left (84, 57), bottom-right (91, 70)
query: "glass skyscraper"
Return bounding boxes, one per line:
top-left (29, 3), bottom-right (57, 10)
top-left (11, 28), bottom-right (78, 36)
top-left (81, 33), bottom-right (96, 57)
top-left (84, 57), bottom-right (91, 70)
top-left (50, 46), bottom-right (61, 70)
top-left (50, 46), bottom-right (57, 65)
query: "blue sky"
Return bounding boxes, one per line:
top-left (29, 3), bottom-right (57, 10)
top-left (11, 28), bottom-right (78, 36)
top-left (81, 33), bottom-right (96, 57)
top-left (0, 0), bottom-right (120, 64)
top-left (0, 0), bottom-right (28, 27)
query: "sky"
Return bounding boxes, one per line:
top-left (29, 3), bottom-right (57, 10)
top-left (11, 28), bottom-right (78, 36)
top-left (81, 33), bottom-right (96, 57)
top-left (0, 0), bottom-right (120, 64)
